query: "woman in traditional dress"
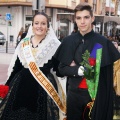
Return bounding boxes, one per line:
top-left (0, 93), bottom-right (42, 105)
top-left (0, 12), bottom-right (66, 120)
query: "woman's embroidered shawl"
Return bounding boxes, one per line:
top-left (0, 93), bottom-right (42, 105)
top-left (7, 25), bottom-right (61, 79)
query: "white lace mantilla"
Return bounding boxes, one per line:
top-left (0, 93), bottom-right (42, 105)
top-left (18, 37), bottom-right (59, 68)
top-left (7, 25), bottom-right (60, 80)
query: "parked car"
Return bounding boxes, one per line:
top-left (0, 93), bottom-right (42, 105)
top-left (0, 32), bottom-right (6, 45)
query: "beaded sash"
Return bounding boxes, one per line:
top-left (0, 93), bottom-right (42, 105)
top-left (22, 37), bottom-right (66, 114)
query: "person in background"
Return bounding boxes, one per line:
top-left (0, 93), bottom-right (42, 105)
top-left (0, 12), bottom-right (66, 120)
top-left (71, 22), bottom-right (78, 34)
top-left (112, 40), bottom-right (119, 50)
top-left (112, 39), bottom-right (120, 117)
top-left (20, 26), bottom-right (29, 40)
top-left (54, 2), bottom-right (120, 120)
top-left (59, 33), bottom-right (64, 42)
top-left (16, 27), bottom-right (24, 46)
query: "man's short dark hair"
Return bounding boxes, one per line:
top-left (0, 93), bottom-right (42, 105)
top-left (74, 2), bottom-right (93, 17)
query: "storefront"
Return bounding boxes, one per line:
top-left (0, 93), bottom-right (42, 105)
top-left (57, 13), bottom-right (74, 38)
top-left (95, 15), bottom-right (120, 36)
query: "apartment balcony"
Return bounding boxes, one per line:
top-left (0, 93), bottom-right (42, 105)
top-left (0, 0), bottom-right (32, 6)
top-left (0, 0), bottom-right (77, 10)
top-left (105, 7), bottom-right (115, 15)
top-left (46, 0), bottom-right (77, 10)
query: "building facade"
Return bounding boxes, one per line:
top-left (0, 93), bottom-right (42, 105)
top-left (0, 0), bottom-right (120, 45)
top-left (0, 0), bottom-right (81, 44)
top-left (94, 0), bottom-right (120, 36)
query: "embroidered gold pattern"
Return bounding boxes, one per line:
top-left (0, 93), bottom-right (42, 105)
top-left (22, 38), bottom-right (66, 115)
top-left (29, 62), bottom-right (66, 113)
top-left (22, 38), bottom-right (29, 47)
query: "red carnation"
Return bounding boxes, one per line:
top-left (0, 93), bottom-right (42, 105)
top-left (88, 58), bottom-right (96, 66)
top-left (0, 85), bottom-right (9, 99)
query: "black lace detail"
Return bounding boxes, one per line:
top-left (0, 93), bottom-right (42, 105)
top-left (0, 58), bottom-right (60, 120)
top-left (0, 69), bottom-right (47, 120)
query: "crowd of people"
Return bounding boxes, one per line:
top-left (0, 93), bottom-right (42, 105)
top-left (103, 36), bottom-right (120, 56)
top-left (0, 2), bottom-right (120, 120)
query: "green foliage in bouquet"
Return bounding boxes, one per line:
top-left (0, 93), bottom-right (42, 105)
top-left (80, 50), bottom-right (96, 81)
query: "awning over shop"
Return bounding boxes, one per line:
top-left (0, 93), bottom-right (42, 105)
top-left (95, 15), bottom-right (120, 24)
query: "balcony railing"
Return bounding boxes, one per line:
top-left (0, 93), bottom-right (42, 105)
top-left (0, 0), bottom-right (32, 2)
top-left (0, 0), bottom-right (76, 10)
top-left (0, 0), bottom-right (32, 6)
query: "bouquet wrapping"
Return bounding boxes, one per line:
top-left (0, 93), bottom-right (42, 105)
top-left (80, 43), bottom-right (103, 119)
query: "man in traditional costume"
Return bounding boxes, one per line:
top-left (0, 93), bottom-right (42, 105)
top-left (54, 3), bottom-right (120, 120)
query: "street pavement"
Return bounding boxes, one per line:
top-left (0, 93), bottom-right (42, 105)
top-left (0, 53), bottom-right (13, 84)
top-left (0, 44), bottom-right (15, 54)
top-left (0, 44), bottom-right (15, 84)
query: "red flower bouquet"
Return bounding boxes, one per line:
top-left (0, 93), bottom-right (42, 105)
top-left (81, 50), bottom-right (96, 80)
top-left (0, 85), bottom-right (9, 100)
top-left (79, 44), bottom-right (103, 120)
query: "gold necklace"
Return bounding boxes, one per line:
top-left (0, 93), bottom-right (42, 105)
top-left (31, 46), bottom-right (38, 57)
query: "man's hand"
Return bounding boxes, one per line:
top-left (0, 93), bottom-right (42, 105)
top-left (70, 61), bottom-right (76, 66)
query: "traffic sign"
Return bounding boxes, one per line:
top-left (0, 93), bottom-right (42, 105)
top-left (6, 13), bottom-right (11, 21)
